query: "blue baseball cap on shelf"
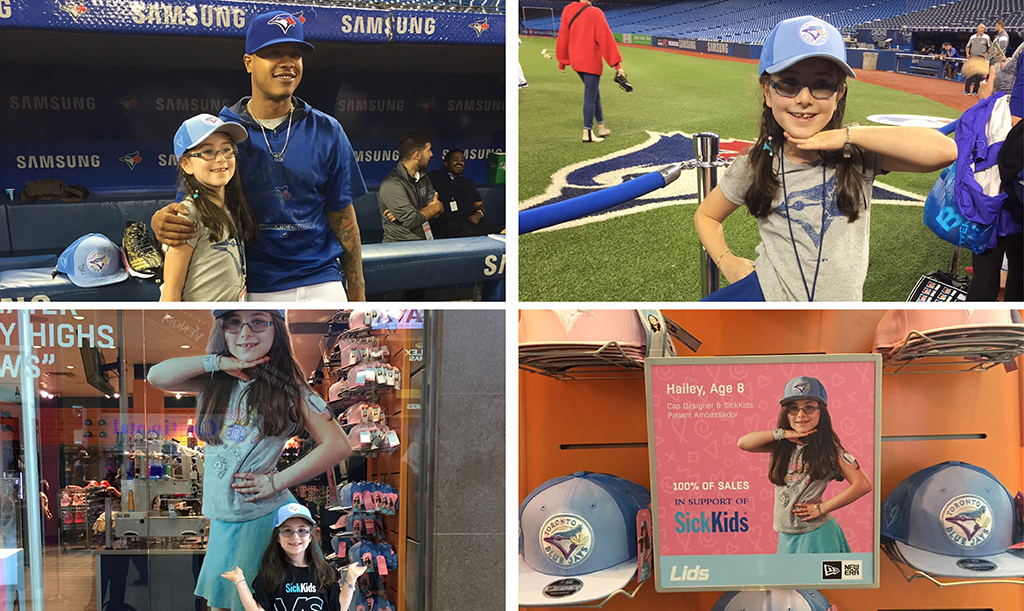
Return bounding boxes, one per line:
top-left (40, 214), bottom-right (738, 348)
top-left (882, 461), bottom-right (1024, 578)
top-left (246, 10), bottom-right (315, 55)
top-left (759, 16), bottom-right (856, 78)
top-left (54, 234), bottom-right (129, 287)
top-left (711, 590), bottom-right (837, 611)
top-left (519, 472), bottom-right (651, 606)
top-left (780, 376), bottom-right (828, 406)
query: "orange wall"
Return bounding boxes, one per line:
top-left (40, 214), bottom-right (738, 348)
top-left (519, 309), bottom-right (1024, 611)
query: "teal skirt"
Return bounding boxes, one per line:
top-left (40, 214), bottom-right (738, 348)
top-left (777, 517), bottom-right (851, 554)
top-left (195, 497), bottom-right (294, 611)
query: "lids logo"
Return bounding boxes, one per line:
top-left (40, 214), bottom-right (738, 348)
top-left (941, 494), bottom-right (992, 548)
top-left (59, 2), bottom-right (87, 20)
top-left (540, 514), bottom-right (592, 567)
top-left (418, 98), bottom-right (435, 114)
top-left (470, 18), bottom-right (490, 37)
top-left (116, 95), bottom-right (139, 115)
top-left (120, 151), bottom-right (143, 170)
top-left (800, 22), bottom-right (828, 45)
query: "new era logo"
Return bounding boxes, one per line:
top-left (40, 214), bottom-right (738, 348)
top-left (822, 560), bottom-right (863, 580)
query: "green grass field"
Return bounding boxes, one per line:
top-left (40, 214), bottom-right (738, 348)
top-left (518, 37), bottom-right (967, 302)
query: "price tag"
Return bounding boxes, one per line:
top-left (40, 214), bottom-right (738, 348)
top-left (377, 554), bottom-right (388, 575)
top-left (360, 430), bottom-right (372, 444)
top-left (386, 430), bottom-right (400, 447)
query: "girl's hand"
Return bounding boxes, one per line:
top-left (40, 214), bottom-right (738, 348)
top-left (784, 129), bottom-right (845, 153)
top-left (785, 428), bottom-right (817, 445)
top-left (218, 356), bottom-right (270, 382)
top-left (719, 253), bottom-right (755, 284)
top-left (344, 562), bottom-right (369, 586)
top-left (232, 471), bottom-right (278, 502)
top-left (793, 502), bottom-right (826, 522)
top-left (222, 567), bottom-right (246, 584)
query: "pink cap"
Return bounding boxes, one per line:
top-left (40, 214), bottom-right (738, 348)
top-left (519, 310), bottom-right (646, 347)
top-left (873, 310), bottom-right (1020, 352)
top-left (328, 380), bottom-right (347, 402)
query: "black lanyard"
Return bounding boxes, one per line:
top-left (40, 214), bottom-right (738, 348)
top-left (780, 151), bottom-right (828, 302)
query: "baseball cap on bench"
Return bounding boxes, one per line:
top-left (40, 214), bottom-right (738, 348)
top-left (54, 234), bottom-right (129, 287)
top-left (711, 590), bottom-right (837, 611)
top-left (519, 472), bottom-right (651, 606)
top-left (882, 461), bottom-right (1024, 577)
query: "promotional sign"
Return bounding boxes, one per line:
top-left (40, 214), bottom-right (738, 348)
top-left (645, 355), bottom-right (881, 591)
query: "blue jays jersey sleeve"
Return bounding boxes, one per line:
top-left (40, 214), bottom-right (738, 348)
top-left (322, 116), bottom-right (367, 212)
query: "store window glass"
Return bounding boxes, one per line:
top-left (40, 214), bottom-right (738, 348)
top-left (1, 309), bottom-right (428, 611)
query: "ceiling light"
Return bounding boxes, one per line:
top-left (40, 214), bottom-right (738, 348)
top-left (72, 315), bottom-right (85, 321)
top-left (113, 393), bottom-right (120, 399)
top-left (175, 393), bottom-right (182, 400)
top-left (181, 345), bottom-right (191, 349)
top-left (66, 365), bottom-right (74, 369)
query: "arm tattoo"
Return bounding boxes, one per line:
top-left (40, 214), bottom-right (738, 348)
top-left (328, 207), bottom-right (364, 292)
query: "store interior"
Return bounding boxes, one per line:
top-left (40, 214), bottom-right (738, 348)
top-left (519, 309), bottom-right (1024, 611)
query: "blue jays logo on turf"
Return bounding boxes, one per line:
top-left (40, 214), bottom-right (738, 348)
top-left (941, 495), bottom-right (992, 548)
top-left (470, 18), bottom-right (490, 37)
top-left (520, 131), bottom-right (926, 232)
top-left (268, 13), bottom-right (298, 33)
top-left (541, 514), bottom-right (592, 567)
top-left (120, 151), bottom-right (142, 170)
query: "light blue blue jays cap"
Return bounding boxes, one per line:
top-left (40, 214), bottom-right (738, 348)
top-left (519, 472), bottom-right (651, 606)
top-left (174, 114), bottom-right (247, 158)
top-left (273, 502), bottom-right (315, 528)
top-left (712, 590), bottom-right (836, 611)
top-left (54, 234), bottom-right (128, 287)
top-left (759, 16), bottom-right (856, 78)
top-left (882, 461), bottom-right (1023, 578)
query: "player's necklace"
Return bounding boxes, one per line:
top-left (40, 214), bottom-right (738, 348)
top-left (248, 101), bottom-right (293, 163)
top-left (780, 150), bottom-right (827, 302)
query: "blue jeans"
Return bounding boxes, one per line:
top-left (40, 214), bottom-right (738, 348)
top-left (577, 71), bottom-right (604, 130)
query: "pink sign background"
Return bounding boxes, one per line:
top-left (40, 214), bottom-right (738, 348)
top-left (649, 359), bottom-right (876, 556)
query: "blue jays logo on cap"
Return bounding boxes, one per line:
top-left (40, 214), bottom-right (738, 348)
top-left (792, 379), bottom-right (810, 395)
top-left (800, 22), bottom-right (828, 46)
top-left (268, 13), bottom-right (298, 33)
top-left (85, 249), bottom-right (110, 274)
top-left (541, 514), bottom-right (593, 566)
top-left (941, 495), bottom-right (993, 548)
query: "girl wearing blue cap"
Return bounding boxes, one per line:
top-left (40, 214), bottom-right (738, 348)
top-left (161, 114), bottom-right (260, 301)
top-left (695, 16), bottom-right (957, 301)
top-left (220, 503), bottom-right (367, 611)
top-left (147, 311), bottom-right (352, 611)
top-left (738, 376), bottom-right (872, 553)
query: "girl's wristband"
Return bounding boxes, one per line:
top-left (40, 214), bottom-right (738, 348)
top-left (203, 354), bottom-right (222, 373)
top-left (716, 250), bottom-right (732, 267)
top-left (772, 428), bottom-right (785, 441)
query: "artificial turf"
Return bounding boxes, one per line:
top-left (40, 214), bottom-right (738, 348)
top-left (518, 36), bottom-right (967, 302)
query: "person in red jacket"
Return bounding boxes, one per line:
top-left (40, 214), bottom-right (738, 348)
top-left (556, 0), bottom-right (626, 143)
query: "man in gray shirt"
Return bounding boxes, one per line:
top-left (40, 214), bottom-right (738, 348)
top-left (988, 20), bottom-right (1010, 65)
top-left (965, 23), bottom-right (991, 95)
top-left (378, 132), bottom-right (445, 242)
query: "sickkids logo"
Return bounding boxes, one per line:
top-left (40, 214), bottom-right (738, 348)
top-left (283, 582), bottom-right (318, 594)
top-left (519, 130), bottom-right (925, 232)
top-left (675, 511), bottom-right (749, 534)
top-left (539, 514), bottom-right (592, 567)
top-left (941, 494), bottom-right (993, 548)
top-left (120, 151), bottom-right (143, 170)
top-left (59, 2), bottom-right (87, 20)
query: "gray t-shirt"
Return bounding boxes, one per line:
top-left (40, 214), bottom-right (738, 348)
top-left (995, 44), bottom-right (1023, 93)
top-left (773, 444), bottom-right (845, 535)
top-left (990, 31), bottom-right (1010, 64)
top-left (719, 147), bottom-right (885, 301)
top-left (161, 200), bottom-right (246, 302)
top-left (200, 381), bottom-right (326, 522)
top-left (967, 33), bottom-right (991, 57)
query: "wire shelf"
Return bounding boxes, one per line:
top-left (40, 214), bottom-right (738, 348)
top-left (879, 326), bottom-right (1024, 374)
top-left (518, 341), bottom-right (647, 381)
top-left (882, 540), bottom-right (1024, 586)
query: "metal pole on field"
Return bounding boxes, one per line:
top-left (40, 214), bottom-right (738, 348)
top-left (695, 132), bottom-right (721, 297)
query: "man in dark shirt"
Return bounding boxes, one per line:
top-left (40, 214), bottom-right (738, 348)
top-left (426, 149), bottom-right (503, 238)
top-left (378, 132), bottom-right (444, 242)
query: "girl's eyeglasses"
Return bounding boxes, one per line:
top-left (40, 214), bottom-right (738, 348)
top-left (769, 79), bottom-right (841, 100)
top-left (222, 319), bottom-right (274, 333)
top-left (189, 146), bottom-right (237, 161)
top-left (786, 404), bottom-right (820, 415)
top-left (279, 527), bottom-right (311, 538)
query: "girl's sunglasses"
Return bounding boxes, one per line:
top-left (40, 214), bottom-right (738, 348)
top-left (769, 78), bottom-right (841, 100)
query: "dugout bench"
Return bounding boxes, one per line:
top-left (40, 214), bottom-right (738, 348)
top-left (0, 186), bottom-right (505, 302)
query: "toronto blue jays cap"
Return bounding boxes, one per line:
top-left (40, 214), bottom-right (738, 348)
top-left (54, 234), bottom-right (129, 287)
top-left (273, 502), bottom-right (315, 528)
top-left (882, 461), bottom-right (1024, 577)
top-left (173, 114), bottom-right (247, 158)
top-left (711, 590), bottom-right (837, 611)
top-left (759, 16), bottom-right (856, 78)
top-left (212, 309), bottom-right (285, 319)
top-left (519, 472), bottom-right (651, 606)
top-left (779, 376), bottom-right (828, 406)
top-left (246, 10), bottom-right (315, 55)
